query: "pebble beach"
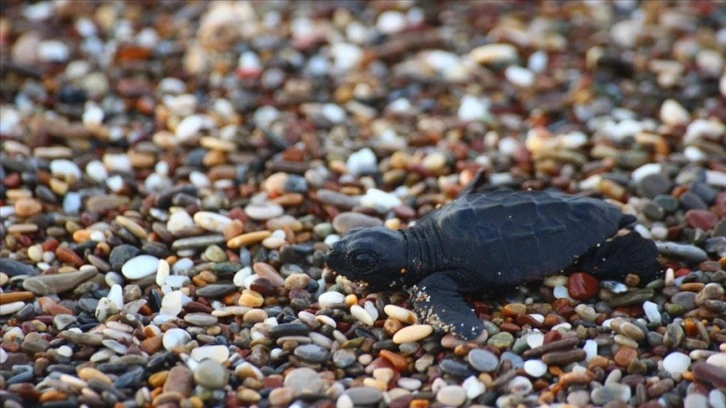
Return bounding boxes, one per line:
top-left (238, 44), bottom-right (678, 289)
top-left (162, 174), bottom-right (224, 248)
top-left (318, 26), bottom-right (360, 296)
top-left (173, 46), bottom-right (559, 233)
top-left (1, 1), bottom-right (725, 408)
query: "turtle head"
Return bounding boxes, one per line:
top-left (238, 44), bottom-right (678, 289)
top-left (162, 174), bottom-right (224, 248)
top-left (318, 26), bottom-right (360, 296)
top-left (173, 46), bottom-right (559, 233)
top-left (325, 226), bottom-right (407, 291)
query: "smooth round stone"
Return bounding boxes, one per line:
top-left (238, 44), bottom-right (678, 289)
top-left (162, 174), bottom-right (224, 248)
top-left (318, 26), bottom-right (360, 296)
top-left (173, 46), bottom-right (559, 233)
top-left (567, 389), bottom-right (590, 407)
top-left (344, 387), bottom-right (382, 405)
top-left (508, 376), bottom-right (533, 395)
top-left (160, 291), bottom-right (183, 317)
top-left (707, 353), bottom-right (726, 369)
top-left (392, 324), bottom-right (433, 344)
top-left (23, 269), bottom-right (97, 295)
top-left (167, 210), bottom-right (194, 233)
top-left (0, 301), bottom-right (25, 315)
top-left (121, 255), bottom-right (160, 280)
top-left (193, 211), bottom-right (232, 232)
top-left (184, 313), bottom-right (218, 327)
top-left (332, 212), bottom-right (383, 234)
top-left (655, 242), bottom-right (708, 263)
top-left (333, 349), bottom-right (357, 368)
top-left (440, 358), bottom-right (475, 377)
top-left (384, 305), bottom-right (417, 324)
top-left (284, 367), bottom-right (323, 394)
top-left (487, 332), bottom-right (515, 349)
top-left (244, 202), bottom-right (284, 220)
top-left (710, 390), bottom-right (726, 408)
top-left (664, 352), bottom-right (691, 374)
top-left (468, 349), bottom-right (499, 372)
top-left (685, 393), bottom-right (708, 408)
top-left (22, 332), bottom-right (49, 353)
top-left (191, 345), bottom-right (229, 363)
top-left (162, 328), bottom-right (191, 351)
top-left (636, 173), bottom-right (672, 198)
top-left (523, 359), bottom-right (547, 377)
top-left (294, 344), bottom-right (329, 363)
top-left (351, 305), bottom-right (375, 326)
top-left (194, 358), bottom-right (228, 389)
top-left (526, 332), bottom-right (544, 348)
top-left (437, 385), bottom-right (467, 407)
top-left (591, 384), bottom-right (631, 405)
top-left (109, 244), bottom-right (140, 268)
top-left (319, 291), bottom-right (345, 307)
top-left (672, 291), bottom-right (697, 311)
top-left (462, 376), bottom-right (485, 399)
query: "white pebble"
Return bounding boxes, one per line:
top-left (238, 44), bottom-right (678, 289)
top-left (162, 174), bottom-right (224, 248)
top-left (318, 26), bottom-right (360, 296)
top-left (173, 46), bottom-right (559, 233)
top-left (642, 301), bottom-right (662, 324)
top-left (526, 332), bottom-right (544, 349)
top-left (553, 285), bottom-right (571, 299)
top-left (319, 291), bottom-right (345, 308)
top-left (331, 43), bottom-right (363, 71)
top-left (121, 255), bottom-right (160, 280)
top-left (458, 95), bottom-right (490, 121)
top-left (528, 50), bottom-right (548, 73)
top-left (350, 305), bottom-right (374, 326)
top-left (103, 153), bottom-right (132, 173)
top-left (321, 103), bottom-right (346, 124)
top-left (175, 114), bottom-right (211, 143)
top-left (167, 210), bottom-right (194, 234)
top-left (663, 351), bottom-right (691, 375)
top-left (193, 211), bottom-right (232, 233)
top-left (360, 188), bottom-right (402, 213)
top-left (50, 159), bottom-right (81, 181)
top-left (631, 163), bottom-right (663, 183)
top-left (710, 389), bottom-right (726, 408)
top-left (172, 258), bottom-right (194, 273)
top-left (189, 171), bottom-right (210, 188)
top-left (363, 301), bottom-right (379, 322)
top-left (583, 339), bottom-right (598, 361)
top-left (707, 353), bottom-right (726, 369)
top-left (191, 345), bottom-right (229, 363)
top-left (523, 360), bottom-right (547, 378)
top-left (469, 43), bottom-right (518, 64)
top-left (377, 10), bottom-right (407, 34)
top-left (233, 267), bottom-right (252, 287)
top-left (63, 192), bottom-right (81, 214)
top-left (38, 40), bottom-right (70, 62)
top-left (163, 328), bottom-right (191, 350)
top-left (106, 175), bottom-right (124, 192)
top-left (347, 148), bottom-right (378, 177)
top-left (0, 301), bottom-right (24, 316)
top-left (107, 284), bottom-right (124, 309)
top-left (85, 160), bottom-right (108, 183)
top-left (462, 375), bottom-right (486, 399)
top-left (82, 104), bottom-right (104, 127)
top-left (505, 66), bottom-right (535, 87)
top-left (660, 99), bottom-right (690, 127)
top-left (165, 275), bottom-right (190, 289)
top-left (156, 259), bottom-right (170, 286)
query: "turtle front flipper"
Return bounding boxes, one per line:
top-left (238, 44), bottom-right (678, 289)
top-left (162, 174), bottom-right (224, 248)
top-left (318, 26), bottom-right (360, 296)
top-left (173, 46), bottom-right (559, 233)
top-left (409, 272), bottom-right (484, 340)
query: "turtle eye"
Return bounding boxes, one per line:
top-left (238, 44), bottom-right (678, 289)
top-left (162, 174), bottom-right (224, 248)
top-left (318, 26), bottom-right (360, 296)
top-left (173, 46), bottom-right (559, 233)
top-left (351, 252), bottom-right (376, 272)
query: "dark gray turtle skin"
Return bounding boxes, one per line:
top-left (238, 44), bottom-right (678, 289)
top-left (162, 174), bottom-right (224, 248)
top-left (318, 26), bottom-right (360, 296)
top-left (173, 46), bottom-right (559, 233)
top-left (325, 189), bottom-right (661, 340)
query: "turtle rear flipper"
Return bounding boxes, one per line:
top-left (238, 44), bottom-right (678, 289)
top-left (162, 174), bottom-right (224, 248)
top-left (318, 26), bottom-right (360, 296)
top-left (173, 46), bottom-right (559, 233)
top-left (409, 272), bottom-right (485, 340)
top-left (575, 231), bottom-right (662, 283)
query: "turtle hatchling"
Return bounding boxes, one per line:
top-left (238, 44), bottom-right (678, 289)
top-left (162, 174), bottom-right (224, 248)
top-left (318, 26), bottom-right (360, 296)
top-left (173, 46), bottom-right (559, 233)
top-left (325, 174), bottom-right (662, 340)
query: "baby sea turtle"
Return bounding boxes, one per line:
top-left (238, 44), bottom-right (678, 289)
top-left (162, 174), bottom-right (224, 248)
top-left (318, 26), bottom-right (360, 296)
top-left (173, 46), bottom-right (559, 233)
top-left (325, 173), bottom-right (662, 340)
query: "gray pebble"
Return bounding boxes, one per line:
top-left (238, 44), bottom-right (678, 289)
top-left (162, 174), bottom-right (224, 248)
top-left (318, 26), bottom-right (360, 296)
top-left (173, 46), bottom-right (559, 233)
top-left (468, 349), bottom-right (499, 372)
top-left (591, 384), bottom-right (631, 405)
top-left (671, 291), bottom-right (697, 311)
top-left (636, 173), bottom-right (672, 198)
top-left (440, 358), bottom-right (476, 377)
top-left (193, 359), bottom-right (228, 389)
top-left (344, 386), bottom-right (382, 405)
top-left (294, 344), bottom-right (329, 363)
top-left (656, 242), bottom-right (708, 263)
top-left (284, 367), bottom-right (323, 394)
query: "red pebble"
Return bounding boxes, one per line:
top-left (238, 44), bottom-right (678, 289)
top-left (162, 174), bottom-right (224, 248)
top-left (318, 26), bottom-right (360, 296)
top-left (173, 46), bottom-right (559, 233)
top-left (675, 268), bottom-right (691, 278)
top-left (685, 209), bottom-right (718, 231)
top-left (568, 272), bottom-right (600, 300)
